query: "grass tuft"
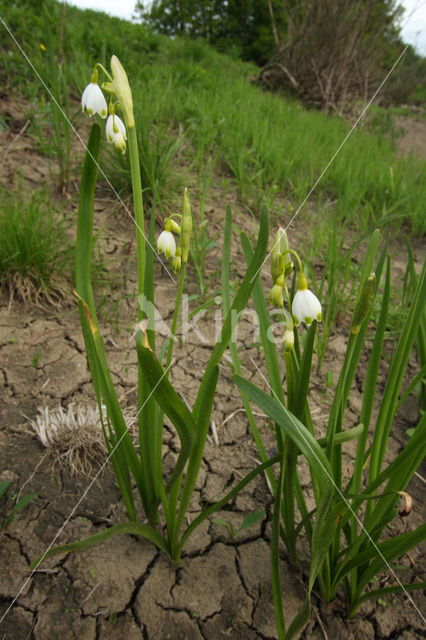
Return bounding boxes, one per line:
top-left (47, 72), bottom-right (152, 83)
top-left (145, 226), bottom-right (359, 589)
top-left (0, 185), bottom-right (72, 307)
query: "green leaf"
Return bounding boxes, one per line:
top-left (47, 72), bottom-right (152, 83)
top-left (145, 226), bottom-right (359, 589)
top-left (136, 342), bottom-right (196, 457)
top-left (0, 480), bottom-right (11, 499)
top-left (240, 511), bottom-right (265, 531)
top-left (224, 220), bottom-right (277, 492)
top-left (354, 580), bottom-right (426, 613)
top-left (240, 233), bottom-right (284, 405)
top-left (212, 518), bottom-right (235, 537)
top-left (192, 205), bottom-right (269, 422)
top-left (30, 521), bottom-right (168, 570)
top-left (333, 523), bottom-right (426, 595)
top-left (11, 493), bottom-right (36, 514)
top-left (233, 375), bottom-right (335, 591)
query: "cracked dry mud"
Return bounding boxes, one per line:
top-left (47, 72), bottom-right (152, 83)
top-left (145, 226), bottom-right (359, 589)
top-left (1, 98), bottom-right (426, 640)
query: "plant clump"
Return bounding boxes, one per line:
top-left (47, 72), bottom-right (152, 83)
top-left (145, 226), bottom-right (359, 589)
top-left (0, 186), bottom-right (72, 307)
top-left (29, 403), bottom-right (135, 477)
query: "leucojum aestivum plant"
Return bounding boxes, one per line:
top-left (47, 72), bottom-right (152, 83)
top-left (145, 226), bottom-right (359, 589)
top-left (231, 227), bottom-right (426, 637)
top-left (31, 56), bottom-right (278, 568)
top-left (30, 56), bottom-right (426, 639)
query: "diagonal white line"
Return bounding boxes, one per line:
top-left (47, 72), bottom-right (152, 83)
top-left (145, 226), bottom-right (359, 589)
top-left (251, 44), bottom-right (410, 284)
top-left (0, 357), bottom-right (175, 626)
top-left (250, 356), bottom-right (426, 623)
top-left (0, 15), bottom-right (176, 283)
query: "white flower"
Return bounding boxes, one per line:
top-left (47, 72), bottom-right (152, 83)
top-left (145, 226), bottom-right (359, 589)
top-left (81, 82), bottom-right (107, 118)
top-left (292, 288), bottom-right (322, 326)
top-left (157, 230), bottom-right (176, 258)
top-left (105, 114), bottom-right (127, 154)
top-left (105, 114), bottom-right (126, 142)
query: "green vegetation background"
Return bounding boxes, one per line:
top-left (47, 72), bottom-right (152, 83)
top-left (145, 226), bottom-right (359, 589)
top-left (1, 0), bottom-right (425, 237)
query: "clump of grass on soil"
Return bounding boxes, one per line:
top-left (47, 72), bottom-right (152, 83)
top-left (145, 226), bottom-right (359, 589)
top-left (0, 185), bottom-right (72, 307)
top-left (28, 403), bottom-right (135, 477)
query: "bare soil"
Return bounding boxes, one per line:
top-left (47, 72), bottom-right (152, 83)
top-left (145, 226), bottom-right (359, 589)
top-left (0, 94), bottom-right (425, 640)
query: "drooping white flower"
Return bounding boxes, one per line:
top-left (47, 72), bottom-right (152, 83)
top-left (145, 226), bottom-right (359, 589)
top-left (105, 114), bottom-right (126, 142)
top-left (105, 114), bottom-right (127, 154)
top-left (157, 230), bottom-right (176, 259)
top-left (292, 288), bottom-right (322, 326)
top-left (81, 82), bottom-right (107, 118)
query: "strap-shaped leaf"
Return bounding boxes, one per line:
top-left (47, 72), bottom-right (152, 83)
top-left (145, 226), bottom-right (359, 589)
top-left (233, 376), bottom-right (335, 581)
top-left (136, 342), bottom-right (196, 458)
top-left (193, 205), bottom-right (269, 421)
top-left (31, 521), bottom-right (168, 570)
top-left (335, 522), bottom-right (426, 598)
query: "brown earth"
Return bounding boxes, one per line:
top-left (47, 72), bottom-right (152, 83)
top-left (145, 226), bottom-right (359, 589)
top-left (396, 115), bottom-right (426, 158)
top-left (0, 93), bottom-right (425, 640)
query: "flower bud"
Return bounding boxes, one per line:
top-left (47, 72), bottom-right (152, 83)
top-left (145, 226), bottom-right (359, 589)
top-left (167, 218), bottom-right (181, 235)
top-left (283, 328), bottom-right (295, 352)
top-left (172, 255), bottom-right (182, 274)
top-left (269, 284), bottom-right (284, 307)
top-left (271, 229), bottom-right (284, 284)
top-left (271, 228), bottom-right (293, 285)
top-left (110, 55), bottom-right (134, 128)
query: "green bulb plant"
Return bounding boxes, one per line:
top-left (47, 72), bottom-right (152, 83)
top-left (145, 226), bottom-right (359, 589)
top-left (231, 227), bottom-right (426, 638)
top-left (31, 56), bottom-right (277, 569)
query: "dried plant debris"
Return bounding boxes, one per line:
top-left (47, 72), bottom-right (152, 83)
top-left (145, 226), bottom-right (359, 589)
top-left (6, 271), bottom-right (70, 310)
top-left (28, 404), bottom-right (135, 477)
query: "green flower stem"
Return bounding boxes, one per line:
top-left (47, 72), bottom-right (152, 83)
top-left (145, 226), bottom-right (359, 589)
top-left (272, 461), bottom-right (286, 639)
top-left (96, 63), bottom-right (112, 82)
top-left (283, 282), bottom-right (292, 311)
top-left (127, 125), bottom-right (145, 313)
top-left (156, 261), bottom-right (188, 538)
top-left (282, 248), bottom-right (303, 275)
top-left (128, 123), bottom-right (161, 522)
top-left (166, 261), bottom-right (187, 370)
top-left (283, 349), bottom-right (298, 563)
top-left (161, 250), bottom-right (190, 524)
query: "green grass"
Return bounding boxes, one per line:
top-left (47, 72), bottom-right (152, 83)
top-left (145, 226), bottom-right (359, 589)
top-left (0, 0), bottom-right (425, 326)
top-left (1, 0), bottom-right (425, 235)
top-left (0, 185), bottom-right (72, 304)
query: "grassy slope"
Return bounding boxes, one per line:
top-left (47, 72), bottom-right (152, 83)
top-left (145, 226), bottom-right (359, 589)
top-left (1, 0), bottom-right (425, 237)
